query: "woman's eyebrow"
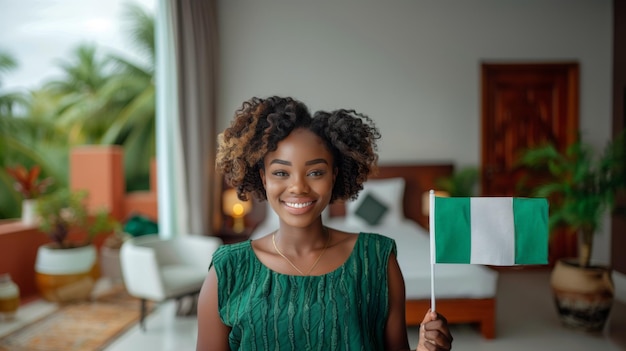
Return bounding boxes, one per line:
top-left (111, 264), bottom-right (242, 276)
top-left (269, 159), bottom-right (291, 166)
top-left (269, 159), bottom-right (328, 166)
top-left (305, 159), bottom-right (328, 166)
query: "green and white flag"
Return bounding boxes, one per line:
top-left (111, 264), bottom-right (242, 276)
top-left (431, 196), bottom-right (549, 266)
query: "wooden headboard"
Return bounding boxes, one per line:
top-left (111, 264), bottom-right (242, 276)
top-left (328, 163), bottom-right (454, 230)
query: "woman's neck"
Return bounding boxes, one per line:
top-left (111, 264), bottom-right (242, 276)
top-left (273, 223), bottom-right (329, 255)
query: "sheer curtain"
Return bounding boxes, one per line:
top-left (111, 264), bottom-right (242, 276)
top-left (155, 0), bottom-right (220, 239)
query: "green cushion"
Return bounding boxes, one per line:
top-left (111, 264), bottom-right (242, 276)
top-left (354, 193), bottom-right (388, 226)
top-left (124, 215), bottom-right (159, 237)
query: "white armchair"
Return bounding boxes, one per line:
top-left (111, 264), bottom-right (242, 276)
top-left (120, 234), bottom-right (223, 330)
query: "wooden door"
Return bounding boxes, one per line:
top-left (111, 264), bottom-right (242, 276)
top-left (481, 62), bottom-right (579, 262)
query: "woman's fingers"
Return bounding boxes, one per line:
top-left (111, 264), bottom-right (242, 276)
top-left (418, 310), bottom-right (453, 351)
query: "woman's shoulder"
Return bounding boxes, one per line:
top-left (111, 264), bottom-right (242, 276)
top-left (358, 232), bottom-right (395, 245)
top-left (212, 240), bottom-right (252, 263)
top-left (355, 232), bottom-right (397, 257)
top-left (327, 230), bottom-right (395, 251)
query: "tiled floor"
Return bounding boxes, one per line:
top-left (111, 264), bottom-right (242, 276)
top-left (3, 270), bottom-right (625, 351)
top-left (105, 299), bottom-right (198, 351)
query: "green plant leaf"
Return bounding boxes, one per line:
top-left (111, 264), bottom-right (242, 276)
top-left (516, 130), bottom-right (626, 267)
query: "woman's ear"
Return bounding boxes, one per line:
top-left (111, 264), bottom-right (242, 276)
top-left (260, 168), bottom-right (267, 188)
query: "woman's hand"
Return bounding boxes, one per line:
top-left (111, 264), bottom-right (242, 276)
top-left (416, 309), bottom-right (453, 351)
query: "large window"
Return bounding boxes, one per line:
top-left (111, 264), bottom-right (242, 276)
top-left (0, 0), bottom-right (156, 219)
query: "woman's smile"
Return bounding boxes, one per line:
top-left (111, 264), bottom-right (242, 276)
top-left (283, 200), bottom-right (314, 209)
top-left (280, 199), bottom-right (317, 216)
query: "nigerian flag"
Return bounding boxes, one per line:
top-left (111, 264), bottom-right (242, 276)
top-left (431, 197), bottom-right (549, 266)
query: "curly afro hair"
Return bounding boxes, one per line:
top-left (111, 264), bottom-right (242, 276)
top-left (216, 96), bottom-right (381, 203)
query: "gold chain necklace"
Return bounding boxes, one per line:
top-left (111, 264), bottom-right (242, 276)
top-left (272, 227), bottom-right (331, 276)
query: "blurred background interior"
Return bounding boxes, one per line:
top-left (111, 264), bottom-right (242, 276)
top-left (0, 1), bottom-right (625, 350)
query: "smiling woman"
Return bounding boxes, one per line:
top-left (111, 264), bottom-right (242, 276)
top-left (197, 96), bottom-right (454, 351)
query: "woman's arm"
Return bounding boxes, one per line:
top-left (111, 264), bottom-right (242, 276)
top-left (384, 253), bottom-right (412, 350)
top-left (385, 253), bottom-right (453, 351)
top-left (196, 268), bottom-right (231, 351)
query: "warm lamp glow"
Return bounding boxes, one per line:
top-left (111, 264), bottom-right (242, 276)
top-left (232, 203), bottom-right (245, 217)
top-left (222, 188), bottom-right (252, 233)
top-left (422, 190), bottom-right (450, 216)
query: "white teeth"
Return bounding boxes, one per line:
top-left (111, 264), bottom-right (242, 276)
top-left (285, 201), bottom-right (313, 209)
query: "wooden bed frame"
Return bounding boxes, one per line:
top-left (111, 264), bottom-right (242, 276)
top-left (328, 163), bottom-right (496, 339)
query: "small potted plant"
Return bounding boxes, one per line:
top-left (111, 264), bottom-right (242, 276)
top-left (517, 130), bottom-right (626, 332)
top-left (4, 164), bottom-right (53, 225)
top-left (435, 166), bottom-right (480, 197)
top-left (99, 226), bottom-right (131, 283)
top-left (34, 188), bottom-right (119, 302)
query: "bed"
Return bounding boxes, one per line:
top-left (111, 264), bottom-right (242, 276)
top-left (249, 163), bottom-right (498, 339)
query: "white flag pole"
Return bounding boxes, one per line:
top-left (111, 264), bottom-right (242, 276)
top-left (429, 189), bottom-right (436, 312)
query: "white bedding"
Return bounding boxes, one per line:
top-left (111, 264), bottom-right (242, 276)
top-left (250, 214), bottom-right (498, 300)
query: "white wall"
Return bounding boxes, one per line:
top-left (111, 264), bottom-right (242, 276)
top-left (216, 0), bottom-right (613, 263)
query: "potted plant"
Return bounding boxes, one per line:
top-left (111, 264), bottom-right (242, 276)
top-left (517, 130), bottom-right (626, 332)
top-left (435, 166), bottom-right (480, 197)
top-left (99, 227), bottom-right (131, 284)
top-left (4, 164), bottom-right (53, 225)
top-left (34, 188), bottom-right (119, 302)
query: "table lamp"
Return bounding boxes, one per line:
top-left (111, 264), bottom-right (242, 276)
top-left (222, 188), bottom-right (252, 233)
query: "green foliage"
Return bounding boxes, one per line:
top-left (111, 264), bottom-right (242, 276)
top-left (0, 2), bottom-right (156, 218)
top-left (0, 51), bottom-right (18, 83)
top-left (435, 167), bottom-right (480, 197)
top-left (120, 2), bottom-right (155, 65)
top-left (36, 189), bottom-right (118, 249)
top-left (0, 51), bottom-right (67, 217)
top-left (517, 131), bottom-right (626, 267)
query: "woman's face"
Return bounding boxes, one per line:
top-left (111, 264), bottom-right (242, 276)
top-left (260, 128), bottom-right (336, 228)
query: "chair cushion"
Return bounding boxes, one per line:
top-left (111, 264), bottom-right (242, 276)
top-left (161, 264), bottom-right (207, 297)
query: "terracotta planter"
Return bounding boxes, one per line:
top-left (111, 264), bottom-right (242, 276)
top-left (550, 258), bottom-right (614, 332)
top-left (35, 244), bottom-right (100, 302)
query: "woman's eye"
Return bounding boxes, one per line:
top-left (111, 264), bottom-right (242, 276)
top-left (308, 170), bottom-right (325, 177)
top-left (272, 171), bottom-right (288, 177)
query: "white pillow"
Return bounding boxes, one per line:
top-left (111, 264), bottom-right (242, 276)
top-left (345, 177), bottom-right (406, 227)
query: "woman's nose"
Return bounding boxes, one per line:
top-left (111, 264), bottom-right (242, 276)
top-left (289, 175), bottom-right (309, 194)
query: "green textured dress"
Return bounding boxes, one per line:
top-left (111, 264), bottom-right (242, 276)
top-left (210, 232), bottom-right (397, 351)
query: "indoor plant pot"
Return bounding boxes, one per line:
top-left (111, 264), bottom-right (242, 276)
top-left (518, 131), bottom-right (626, 332)
top-left (35, 243), bottom-right (99, 302)
top-left (550, 257), bottom-right (614, 332)
top-left (21, 198), bottom-right (38, 225)
top-left (0, 273), bottom-right (20, 321)
top-left (34, 189), bottom-right (118, 302)
top-left (99, 231), bottom-right (131, 284)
